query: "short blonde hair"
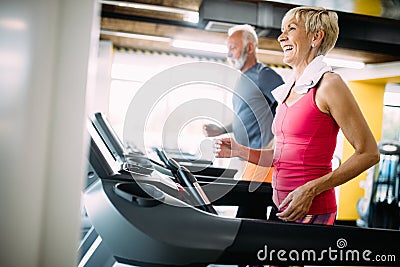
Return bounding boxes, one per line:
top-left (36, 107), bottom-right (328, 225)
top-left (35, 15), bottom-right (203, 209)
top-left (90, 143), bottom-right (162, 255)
top-left (228, 24), bottom-right (258, 48)
top-left (282, 6), bottom-right (339, 55)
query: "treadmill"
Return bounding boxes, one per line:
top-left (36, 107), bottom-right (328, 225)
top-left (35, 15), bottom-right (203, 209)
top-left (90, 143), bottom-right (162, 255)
top-left (80, 113), bottom-right (400, 266)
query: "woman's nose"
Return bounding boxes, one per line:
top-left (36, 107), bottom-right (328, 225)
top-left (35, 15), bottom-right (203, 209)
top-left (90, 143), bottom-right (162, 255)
top-left (277, 33), bottom-right (287, 43)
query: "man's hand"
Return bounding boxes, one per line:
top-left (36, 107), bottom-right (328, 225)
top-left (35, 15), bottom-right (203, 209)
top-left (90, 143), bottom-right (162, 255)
top-left (203, 124), bottom-right (225, 137)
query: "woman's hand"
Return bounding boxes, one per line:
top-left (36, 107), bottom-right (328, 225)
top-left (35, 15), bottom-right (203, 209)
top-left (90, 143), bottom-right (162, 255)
top-left (276, 183), bottom-right (317, 221)
top-left (215, 137), bottom-right (239, 158)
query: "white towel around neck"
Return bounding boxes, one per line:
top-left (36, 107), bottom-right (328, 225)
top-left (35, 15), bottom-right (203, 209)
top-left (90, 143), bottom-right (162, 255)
top-left (271, 55), bottom-right (332, 103)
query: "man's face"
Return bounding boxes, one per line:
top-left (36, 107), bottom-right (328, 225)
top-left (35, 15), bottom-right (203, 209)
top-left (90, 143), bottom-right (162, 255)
top-left (227, 31), bottom-right (247, 70)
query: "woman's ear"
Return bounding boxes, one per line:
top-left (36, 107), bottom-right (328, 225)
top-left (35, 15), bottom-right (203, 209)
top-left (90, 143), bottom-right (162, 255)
top-left (312, 30), bottom-right (325, 47)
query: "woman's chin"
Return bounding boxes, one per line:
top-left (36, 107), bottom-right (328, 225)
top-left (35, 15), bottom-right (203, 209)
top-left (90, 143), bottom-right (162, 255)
top-left (282, 58), bottom-right (292, 67)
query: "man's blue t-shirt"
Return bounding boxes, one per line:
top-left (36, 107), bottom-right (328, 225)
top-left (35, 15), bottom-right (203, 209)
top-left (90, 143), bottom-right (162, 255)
top-left (232, 63), bottom-right (284, 149)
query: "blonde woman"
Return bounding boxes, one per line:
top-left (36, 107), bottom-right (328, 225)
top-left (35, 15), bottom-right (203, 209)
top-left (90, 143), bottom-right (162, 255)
top-left (216, 6), bottom-right (379, 225)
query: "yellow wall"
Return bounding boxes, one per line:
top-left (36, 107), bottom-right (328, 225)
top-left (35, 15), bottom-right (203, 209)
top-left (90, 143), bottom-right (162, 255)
top-left (354, 0), bottom-right (382, 16)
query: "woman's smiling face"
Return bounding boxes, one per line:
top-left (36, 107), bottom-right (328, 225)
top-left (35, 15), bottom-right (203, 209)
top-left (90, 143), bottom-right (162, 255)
top-left (278, 18), bottom-right (314, 69)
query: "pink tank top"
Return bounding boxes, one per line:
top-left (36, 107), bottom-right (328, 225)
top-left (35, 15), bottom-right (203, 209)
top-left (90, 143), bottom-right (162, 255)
top-left (272, 87), bottom-right (339, 214)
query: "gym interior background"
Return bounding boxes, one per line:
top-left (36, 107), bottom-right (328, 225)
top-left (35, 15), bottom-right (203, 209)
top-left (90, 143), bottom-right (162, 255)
top-left (1, 0), bottom-right (399, 266)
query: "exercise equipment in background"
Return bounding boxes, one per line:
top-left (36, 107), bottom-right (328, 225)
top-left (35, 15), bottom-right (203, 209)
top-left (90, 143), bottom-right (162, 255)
top-left (357, 140), bottom-right (400, 229)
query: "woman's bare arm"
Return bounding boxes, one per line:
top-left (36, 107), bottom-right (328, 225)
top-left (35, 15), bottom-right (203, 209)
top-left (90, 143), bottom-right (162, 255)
top-left (216, 138), bottom-right (274, 167)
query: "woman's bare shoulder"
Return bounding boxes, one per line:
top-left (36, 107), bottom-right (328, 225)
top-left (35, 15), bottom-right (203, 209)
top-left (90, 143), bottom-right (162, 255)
top-left (315, 72), bottom-right (349, 114)
top-left (320, 72), bottom-right (345, 88)
top-left (318, 72), bottom-right (348, 97)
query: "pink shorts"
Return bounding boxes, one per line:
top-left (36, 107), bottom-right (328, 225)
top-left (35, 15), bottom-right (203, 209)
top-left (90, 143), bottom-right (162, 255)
top-left (269, 205), bottom-right (336, 226)
top-left (295, 212), bottom-right (336, 225)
